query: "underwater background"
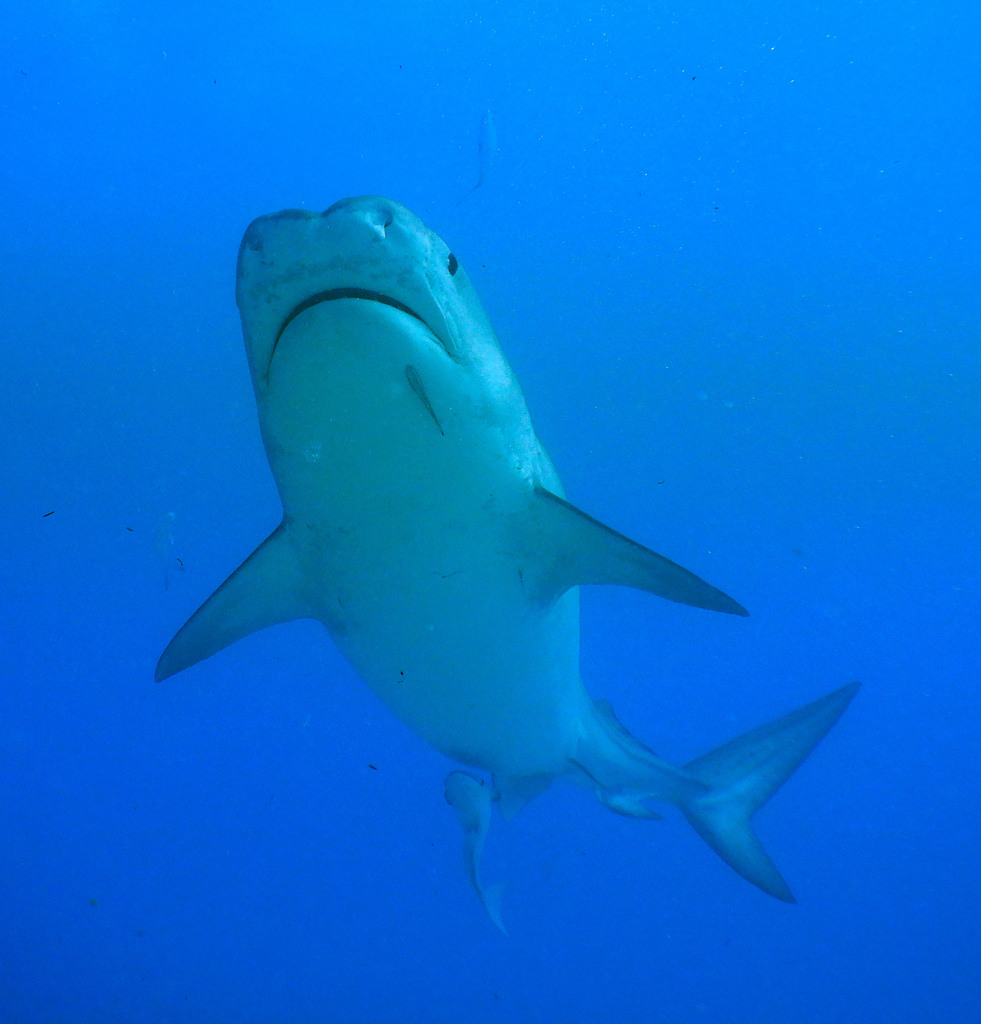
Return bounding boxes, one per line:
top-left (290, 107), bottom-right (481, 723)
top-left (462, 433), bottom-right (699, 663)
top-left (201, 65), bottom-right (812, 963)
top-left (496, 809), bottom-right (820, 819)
top-left (3, 1), bottom-right (978, 1021)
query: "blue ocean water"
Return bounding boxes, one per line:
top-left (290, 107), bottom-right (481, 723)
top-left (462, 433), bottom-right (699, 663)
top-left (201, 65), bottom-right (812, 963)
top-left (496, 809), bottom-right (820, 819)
top-left (3, 1), bottom-right (979, 1021)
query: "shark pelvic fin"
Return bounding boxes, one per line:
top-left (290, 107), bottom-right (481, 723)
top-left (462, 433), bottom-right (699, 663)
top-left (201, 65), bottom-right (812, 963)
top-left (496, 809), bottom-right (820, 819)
top-left (526, 487), bottom-right (748, 616)
top-left (155, 522), bottom-right (310, 681)
top-left (493, 773), bottom-right (554, 821)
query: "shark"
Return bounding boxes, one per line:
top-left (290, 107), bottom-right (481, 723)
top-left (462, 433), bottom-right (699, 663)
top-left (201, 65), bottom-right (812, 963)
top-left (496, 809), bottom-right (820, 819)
top-left (156, 196), bottom-right (859, 930)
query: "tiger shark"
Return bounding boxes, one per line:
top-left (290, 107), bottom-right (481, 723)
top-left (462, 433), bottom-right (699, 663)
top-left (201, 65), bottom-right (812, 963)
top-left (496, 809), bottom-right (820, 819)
top-left (156, 196), bottom-right (858, 929)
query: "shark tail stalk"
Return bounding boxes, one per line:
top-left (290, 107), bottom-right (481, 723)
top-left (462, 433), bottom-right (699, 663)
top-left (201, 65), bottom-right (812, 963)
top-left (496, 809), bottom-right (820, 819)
top-left (450, 682), bottom-right (859, 929)
top-left (680, 681), bottom-right (861, 900)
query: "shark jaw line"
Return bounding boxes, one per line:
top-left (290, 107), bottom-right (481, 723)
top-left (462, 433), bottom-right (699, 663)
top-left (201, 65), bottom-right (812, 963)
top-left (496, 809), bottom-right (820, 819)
top-left (267, 287), bottom-right (444, 377)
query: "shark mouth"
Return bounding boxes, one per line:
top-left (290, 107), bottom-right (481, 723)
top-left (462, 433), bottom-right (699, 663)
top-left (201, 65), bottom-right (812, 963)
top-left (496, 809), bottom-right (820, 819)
top-left (268, 287), bottom-right (432, 375)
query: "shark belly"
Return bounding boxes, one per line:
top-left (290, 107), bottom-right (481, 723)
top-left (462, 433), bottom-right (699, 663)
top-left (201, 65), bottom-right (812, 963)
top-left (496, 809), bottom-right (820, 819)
top-left (262, 299), bottom-right (587, 776)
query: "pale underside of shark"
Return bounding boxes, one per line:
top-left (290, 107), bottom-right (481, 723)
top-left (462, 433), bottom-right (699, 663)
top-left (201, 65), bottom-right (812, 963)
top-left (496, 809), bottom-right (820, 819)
top-left (157, 196), bottom-right (859, 931)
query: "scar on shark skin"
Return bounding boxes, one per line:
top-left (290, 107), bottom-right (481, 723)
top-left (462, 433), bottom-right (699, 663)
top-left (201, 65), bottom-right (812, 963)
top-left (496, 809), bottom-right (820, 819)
top-left (405, 363), bottom-right (444, 435)
top-left (157, 196), bottom-right (860, 932)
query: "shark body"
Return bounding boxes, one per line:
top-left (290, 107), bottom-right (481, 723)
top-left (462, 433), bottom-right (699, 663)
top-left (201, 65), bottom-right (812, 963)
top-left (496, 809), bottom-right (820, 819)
top-left (157, 197), bottom-right (858, 928)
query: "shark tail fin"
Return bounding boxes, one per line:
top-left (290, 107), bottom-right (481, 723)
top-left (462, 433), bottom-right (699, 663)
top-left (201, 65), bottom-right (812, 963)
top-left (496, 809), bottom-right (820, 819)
top-left (682, 682), bottom-right (860, 901)
top-left (155, 521), bottom-right (310, 681)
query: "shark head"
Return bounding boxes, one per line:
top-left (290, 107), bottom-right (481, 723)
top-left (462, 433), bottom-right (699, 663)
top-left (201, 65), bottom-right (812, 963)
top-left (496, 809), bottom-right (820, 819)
top-left (236, 196), bottom-right (498, 386)
top-left (233, 195), bottom-right (556, 521)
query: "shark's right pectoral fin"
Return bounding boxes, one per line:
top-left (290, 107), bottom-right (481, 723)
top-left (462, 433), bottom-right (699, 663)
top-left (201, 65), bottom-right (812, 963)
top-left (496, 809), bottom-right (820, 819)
top-left (525, 487), bottom-right (749, 616)
top-left (155, 521), bottom-right (311, 681)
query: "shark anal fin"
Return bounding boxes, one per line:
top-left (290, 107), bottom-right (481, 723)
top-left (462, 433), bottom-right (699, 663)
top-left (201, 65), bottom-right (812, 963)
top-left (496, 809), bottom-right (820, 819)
top-left (526, 487), bottom-right (749, 616)
top-left (598, 791), bottom-right (664, 819)
top-left (155, 521), bottom-right (310, 681)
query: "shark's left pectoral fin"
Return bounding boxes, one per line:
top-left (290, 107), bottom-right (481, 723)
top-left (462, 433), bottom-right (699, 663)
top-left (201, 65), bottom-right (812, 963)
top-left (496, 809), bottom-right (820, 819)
top-left (156, 522), bottom-right (311, 681)
top-left (525, 487), bottom-right (749, 616)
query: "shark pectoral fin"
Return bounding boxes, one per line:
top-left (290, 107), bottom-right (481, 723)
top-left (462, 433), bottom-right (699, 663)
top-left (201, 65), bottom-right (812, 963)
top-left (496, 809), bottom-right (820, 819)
top-left (526, 487), bottom-right (749, 616)
top-left (444, 770), bottom-right (508, 934)
top-left (155, 522), bottom-right (310, 681)
top-left (682, 681), bottom-right (861, 901)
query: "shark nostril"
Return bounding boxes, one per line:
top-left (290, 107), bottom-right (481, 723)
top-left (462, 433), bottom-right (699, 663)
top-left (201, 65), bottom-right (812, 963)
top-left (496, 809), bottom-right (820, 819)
top-left (322, 199), bottom-right (395, 236)
top-left (365, 208), bottom-right (394, 240)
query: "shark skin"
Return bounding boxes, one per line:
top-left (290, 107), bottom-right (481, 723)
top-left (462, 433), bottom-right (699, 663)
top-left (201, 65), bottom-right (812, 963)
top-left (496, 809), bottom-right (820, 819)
top-left (156, 196), bottom-right (859, 928)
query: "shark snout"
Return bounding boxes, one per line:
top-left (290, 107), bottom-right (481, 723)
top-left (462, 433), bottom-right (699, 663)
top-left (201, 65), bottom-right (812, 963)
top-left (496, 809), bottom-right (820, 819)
top-left (323, 196), bottom-right (396, 239)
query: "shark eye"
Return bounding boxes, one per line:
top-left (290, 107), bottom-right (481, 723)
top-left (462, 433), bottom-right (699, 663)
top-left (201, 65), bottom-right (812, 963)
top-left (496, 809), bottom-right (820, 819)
top-left (447, 252), bottom-right (459, 277)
